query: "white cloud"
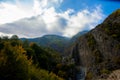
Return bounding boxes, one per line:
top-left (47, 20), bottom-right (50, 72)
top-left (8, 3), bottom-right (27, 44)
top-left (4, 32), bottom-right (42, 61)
top-left (0, 0), bottom-right (105, 38)
top-left (63, 6), bottom-right (104, 37)
top-left (0, 32), bottom-right (14, 38)
top-left (0, 0), bottom-right (63, 24)
top-left (0, 2), bottom-right (33, 24)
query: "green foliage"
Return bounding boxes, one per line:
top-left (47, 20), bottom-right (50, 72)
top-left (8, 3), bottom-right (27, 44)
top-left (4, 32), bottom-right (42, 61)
top-left (93, 49), bottom-right (103, 64)
top-left (102, 13), bottom-right (120, 41)
top-left (116, 43), bottom-right (120, 50)
top-left (86, 72), bottom-right (93, 80)
top-left (1, 36), bottom-right (9, 41)
top-left (0, 35), bottom-right (77, 80)
top-left (30, 43), bottom-right (61, 71)
top-left (10, 35), bottom-right (19, 40)
top-left (55, 63), bottom-right (75, 79)
top-left (24, 35), bottom-right (70, 53)
top-left (112, 56), bottom-right (120, 65)
top-left (0, 42), bottom-right (30, 80)
top-left (22, 39), bottom-right (29, 48)
top-left (86, 33), bottom-right (96, 50)
top-left (100, 68), bottom-right (110, 74)
top-left (0, 36), bottom-right (63, 80)
top-left (86, 33), bottom-right (103, 64)
top-left (58, 70), bottom-right (66, 78)
top-left (110, 9), bottom-right (120, 18)
top-left (0, 41), bottom-right (4, 50)
top-left (30, 65), bottom-right (63, 80)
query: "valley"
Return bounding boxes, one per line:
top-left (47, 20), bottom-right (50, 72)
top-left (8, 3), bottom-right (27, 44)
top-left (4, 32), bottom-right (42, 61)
top-left (0, 9), bottom-right (120, 80)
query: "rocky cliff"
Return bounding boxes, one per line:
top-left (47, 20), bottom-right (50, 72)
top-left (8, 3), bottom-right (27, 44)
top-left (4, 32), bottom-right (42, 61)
top-left (72, 9), bottom-right (120, 80)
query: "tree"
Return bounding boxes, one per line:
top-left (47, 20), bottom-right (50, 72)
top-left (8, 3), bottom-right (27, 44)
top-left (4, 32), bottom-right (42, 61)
top-left (0, 37), bottom-right (64, 80)
top-left (10, 35), bottom-right (19, 40)
top-left (0, 42), bottom-right (30, 80)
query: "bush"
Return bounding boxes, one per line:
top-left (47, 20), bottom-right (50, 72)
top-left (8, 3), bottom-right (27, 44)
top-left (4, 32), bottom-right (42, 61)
top-left (100, 68), bottom-right (110, 74)
top-left (86, 72), bottom-right (93, 80)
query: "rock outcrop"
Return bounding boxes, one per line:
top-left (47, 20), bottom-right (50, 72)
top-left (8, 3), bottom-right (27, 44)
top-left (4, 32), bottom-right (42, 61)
top-left (72, 9), bottom-right (120, 80)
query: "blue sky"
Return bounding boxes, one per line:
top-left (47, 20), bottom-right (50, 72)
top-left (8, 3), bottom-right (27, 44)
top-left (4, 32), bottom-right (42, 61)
top-left (60, 0), bottom-right (120, 15)
top-left (0, 0), bottom-right (120, 38)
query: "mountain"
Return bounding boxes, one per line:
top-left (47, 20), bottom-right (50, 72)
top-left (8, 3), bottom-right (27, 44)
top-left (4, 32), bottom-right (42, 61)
top-left (70, 30), bottom-right (88, 43)
top-left (63, 30), bottom-right (89, 56)
top-left (21, 30), bottom-right (88, 55)
top-left (22, 35), bottom-right (70, 54)
top-left (71, 9), bottom-right (120, 80)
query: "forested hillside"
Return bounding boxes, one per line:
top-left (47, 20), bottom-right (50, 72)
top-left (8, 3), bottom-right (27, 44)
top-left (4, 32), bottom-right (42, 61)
top-left (0, 35), bottom-right (75, 80)
top-left (21, 35), bottom-right (70, 54)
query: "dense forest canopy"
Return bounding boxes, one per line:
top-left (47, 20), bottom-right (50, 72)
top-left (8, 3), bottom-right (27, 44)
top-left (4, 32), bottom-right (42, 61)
top-left (0, 35), bottom-right (75, 80)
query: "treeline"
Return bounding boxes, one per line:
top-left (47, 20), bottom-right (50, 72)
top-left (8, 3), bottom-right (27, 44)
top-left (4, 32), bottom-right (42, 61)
top-left (0, 35), bottom-right (75, 80)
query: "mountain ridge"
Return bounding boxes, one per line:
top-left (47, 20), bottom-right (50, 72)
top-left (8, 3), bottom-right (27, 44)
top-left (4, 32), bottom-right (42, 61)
top-left (71, 9), bottom-right (120, 80)
top-left (21, 34), bottom-right (70, 54)
top-left (21, 30), bottom-right (88, 55)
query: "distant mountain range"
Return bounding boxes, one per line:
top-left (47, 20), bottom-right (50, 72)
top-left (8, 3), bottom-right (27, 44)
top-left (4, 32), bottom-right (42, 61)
top-left (0, 13), bottom-right (88, 54)
top-left (21, 30), bottom-right (88, 55)
top-left (21, 35), bottom-right (70, 54)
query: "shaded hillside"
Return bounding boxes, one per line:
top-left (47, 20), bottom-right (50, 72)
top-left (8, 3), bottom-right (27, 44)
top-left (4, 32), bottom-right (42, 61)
top-left (22, 35), bottom-right (70, 54)
top-left (21, 31), bottom-right (88, 55)
top-left (63, 31), bottom-right (88, 57)
top-left (70, 30), bottom-right (88, 43)
top-left (72, 9), bottom-right (120, 80)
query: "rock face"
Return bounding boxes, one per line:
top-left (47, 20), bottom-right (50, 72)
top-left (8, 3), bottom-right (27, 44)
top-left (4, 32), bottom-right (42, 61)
top-left (72, 9), bottom-right (120, 79)
top-left (107, 70), bottom-right (120, 80)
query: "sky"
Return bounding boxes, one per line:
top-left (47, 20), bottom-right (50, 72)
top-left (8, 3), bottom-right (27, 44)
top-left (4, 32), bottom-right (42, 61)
top-left (0, 0), bottom-right (120, 38)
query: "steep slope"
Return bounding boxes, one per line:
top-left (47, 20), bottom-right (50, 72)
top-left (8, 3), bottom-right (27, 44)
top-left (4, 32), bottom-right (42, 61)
top-left (72, 9), bottom-right (120, 80)
top-left (22, 31), bottom-right (88, 56)
top-left (22, 35), bottom-right (70, 54)
top-left (70, 30), bottom-right (88, 43)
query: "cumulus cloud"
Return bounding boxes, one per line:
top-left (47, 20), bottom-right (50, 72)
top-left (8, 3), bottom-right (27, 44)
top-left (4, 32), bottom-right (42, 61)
top-left (62, 6), bottom-right (104, 37)
top-left (0, 0), bottom-right (105, 38)
top-left (0, 1), bottom-right (33, 24)
top-left (0, 16), bottom-right (48, 38)
top-left (0, 0), bottom-right (63, 24)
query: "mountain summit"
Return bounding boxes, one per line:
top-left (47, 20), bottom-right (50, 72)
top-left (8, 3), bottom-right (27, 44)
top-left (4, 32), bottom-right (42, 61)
top-left (72, 9), bottom-right (120, 80)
